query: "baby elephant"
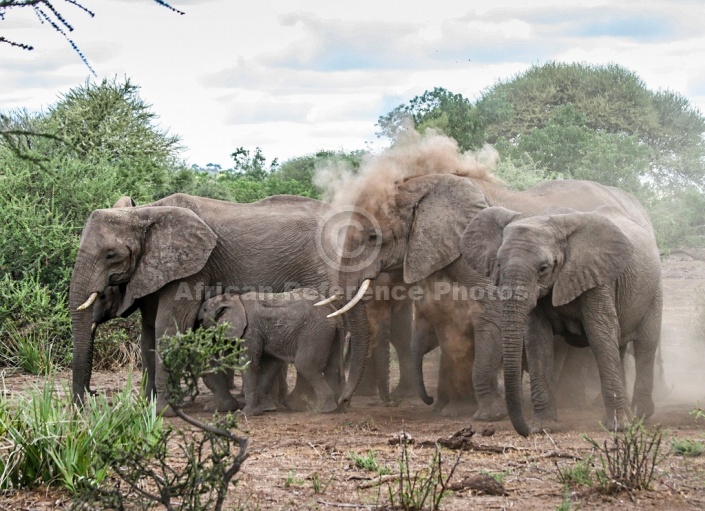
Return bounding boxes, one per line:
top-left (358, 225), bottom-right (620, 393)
top-left (198, 288), bottom-right (346, 416)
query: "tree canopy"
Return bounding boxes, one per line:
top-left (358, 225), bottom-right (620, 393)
top-left (378, 62), bottom-right (705, 248)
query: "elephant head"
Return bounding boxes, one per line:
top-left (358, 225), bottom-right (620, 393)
top-left (198, 294), bottom-right (247, 340)
top-left (332, 173), bottom-right (489, 313)
top-left (70, 203), bottom-right (217, 404)
top-left (460, 206), bottom-right (634, 436)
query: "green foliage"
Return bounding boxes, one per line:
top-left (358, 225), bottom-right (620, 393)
top-left (556, 456), bottom-right (596, 488)
top-left (159, 324), bottom-right (245, 408)
top-left (0, 376), bottom-right (162, 494)
top-left (284, 469), bottom-right (305, 488)
top-left (82, 325), bottom-right (249, 511)
top-left (0, 274), bottom-right (72, 371)
top-left (347, 450), bottom-right (389, 475)
top-left (671, 438), bottom-right (705, 457)
top-left (385, 440), bottom-right (460, 511)
top-left (377, 87), bottom-right (483, 150)
top-left (494, 156), bottom-right (563, 191)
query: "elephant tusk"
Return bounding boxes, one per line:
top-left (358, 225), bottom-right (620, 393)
top-left (77, 292), bottom-right (99, 311)
top-left (91, 322), bottom-right (97, 334)
top-left (314, 294), bottom-right (342, 307)
top-left (327, 279), bottom-right (371, 318)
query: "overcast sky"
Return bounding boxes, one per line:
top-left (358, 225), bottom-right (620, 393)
top-left (2, 0), bottom-right (705, 168)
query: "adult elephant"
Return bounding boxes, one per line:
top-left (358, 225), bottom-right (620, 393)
top-left (70, 193), bottom-right (370, 414)
top-left (461, 204), bottom-right (661, 435)
top-left (323, 158), bottom-right (658, 433)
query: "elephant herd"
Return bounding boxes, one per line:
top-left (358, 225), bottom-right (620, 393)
top-left (71, 168), bottom-right (662, 437)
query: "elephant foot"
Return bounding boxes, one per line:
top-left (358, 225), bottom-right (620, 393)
top-left (283, 392), bottom-right (309, 412)
top-left (432, 398), bottom-right (447, 414)
top-left (156, 399), bottom-right (177, 417)
top-left (203, 395), bottom-right (241, 413)
top-left (473, 396), bottom-right (507, 422)
top-left (529, 419), bottom-right (560, 434)
top-left (319, 398), bottom-right (339, 414)
top-left (241, 405), bottom-right (265, 417)
top-left (439, 400), bottom-right (476, 418)
top-left (633, 397), bottom-right (654, 420)
top-left (602, 407), bottom-right (633, 432)
top-left (259, 394), bottom-right (279, 412)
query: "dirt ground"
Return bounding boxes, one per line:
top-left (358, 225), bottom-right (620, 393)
top-left (2, 256), bottom-right (705, 510)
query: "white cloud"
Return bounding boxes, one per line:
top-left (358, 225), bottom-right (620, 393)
top-left (1, 0), bottom-right (705, 166)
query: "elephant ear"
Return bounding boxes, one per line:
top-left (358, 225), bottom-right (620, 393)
top-left (460, 207), bottom-right (521, 283)
top-left (113, 196), bottom-right (136, 208)
top-left (400, 174), bottom-right (489, 284)
top-left (221, 296), bottom-right (247, 339)
top-left (550, 211), bottom-right (634, 307)
top-left (127, 207), bottom-right (218, 300)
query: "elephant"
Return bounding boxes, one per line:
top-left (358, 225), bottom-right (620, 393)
top-left (318, 148), bottom-right (659, 433)
top-left (198, 288), bottom-right (346, 416)
top-left (70, 193), bottom-right (370, 415)
top-left (461, 204), bottom-right (662, 435)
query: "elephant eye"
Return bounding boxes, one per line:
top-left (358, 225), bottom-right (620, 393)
top-left (368, 232), bottom-right (379, 243)
top-left (105, 251), bottom-right (117, 261)
top-left (539, 263), bottom-right (550, 275)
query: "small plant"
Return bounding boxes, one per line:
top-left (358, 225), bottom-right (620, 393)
top-left (385, 436), bottom-right (460, 511)
top-left (582, 419), bottom-right (666, 494)
top-left (284, 470), bottom-right (304, 488)
top-left (348, 450), bottom-right (390, 475)
top-left (691, 404), bottom-right (705, 421)
top-left (671, 438), bottom-right (705, 457)
top-left (310, 471), bottom-right (333, 494)
top-left (556, 456), bottom-right (595, 488)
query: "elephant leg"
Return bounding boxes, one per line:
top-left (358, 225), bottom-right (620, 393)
top-left (554, 343), bottom-right (592, 409)
top-left (630, 309), bottom-right (661, 420)
top-left (241, 362), bottom-right (265, 416)
top-left (203, 371), bottom-right (241, 412)
top-left (374, 331), bottom-right (391, 403)
top-left (472, 322), bottom-right (506, 421)
top-left (390, 298), bottom-right (415, 399)
top-left (436, 324), bottom-right (476, 418)
top-left (324, 330), bottom-right (346, 401)
top-left (283, 369), bottom-right (315, 411)
top-left (581, 290), bottom-right (631, 430)
top-left (432, 350), bottom-right (451, 413)
top-left (525, 311), bottom-right (559, 433)
top-left (259, 357), bottom-right (285, 412)
top-left (140, 319), bottom-right (157, 400)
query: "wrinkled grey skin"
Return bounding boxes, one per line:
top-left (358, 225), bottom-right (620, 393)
top-left (198, 289), bottom-right (346, 416)
top-left (331, 175), bottom-right (657, 435)
top-left (461, 203), bottom-right (662, 435)
top-left (70, 193), bottom-right (369, 415)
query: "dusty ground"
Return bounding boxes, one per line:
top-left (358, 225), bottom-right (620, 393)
top-left (2, 256), bottom-right (705, 510)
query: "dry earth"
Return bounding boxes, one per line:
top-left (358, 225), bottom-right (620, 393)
top-left (2, 256), bottom-right (705, 510)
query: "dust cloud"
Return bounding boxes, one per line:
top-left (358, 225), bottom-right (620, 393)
top-left (313, 129), bottom-right (499, 209)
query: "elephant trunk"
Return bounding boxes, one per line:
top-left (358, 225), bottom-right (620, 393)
top-left (70, 253), bottom-right (99, 405)
top-left (412, 317), bottom-right (434, 405)
top-left (501, 280), bottom-right (532, 437)
top-left (337, 299), bottom-right (369, 409)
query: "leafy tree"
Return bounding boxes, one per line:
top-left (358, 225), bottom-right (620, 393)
top-left (476, 62), bottom-right (705, 192)
top-left (377, 87), bottom-right (483, 150)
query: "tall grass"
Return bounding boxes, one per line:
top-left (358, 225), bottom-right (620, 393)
top-left (0, 374), bottom-right (162, 493)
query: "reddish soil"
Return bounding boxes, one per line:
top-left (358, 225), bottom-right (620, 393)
top-left (2, 256), bottom-right (705, 510)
